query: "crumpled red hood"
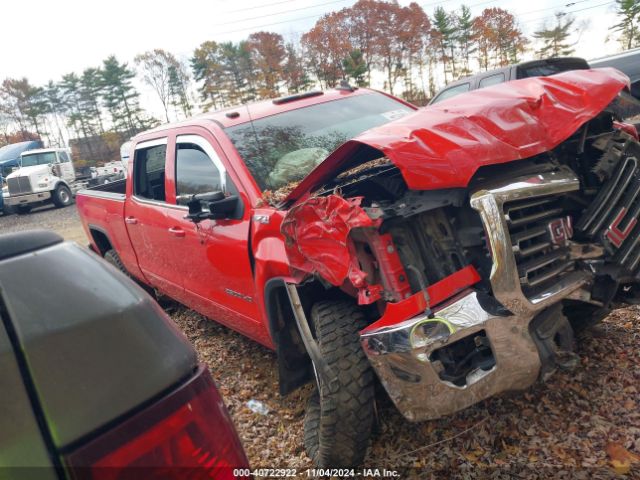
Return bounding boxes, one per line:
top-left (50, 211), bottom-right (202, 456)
top-left (285, 68), bottom-right (629, 203)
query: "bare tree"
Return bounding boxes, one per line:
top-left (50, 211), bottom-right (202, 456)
top-left (135, 49), bottom-right (180, 122)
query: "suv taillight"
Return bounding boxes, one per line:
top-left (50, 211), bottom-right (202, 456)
top-left (65, 366), bottom-right (250, 479)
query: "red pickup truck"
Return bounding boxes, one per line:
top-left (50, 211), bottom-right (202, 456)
top-left (77, 68), bottom-right (639, 467)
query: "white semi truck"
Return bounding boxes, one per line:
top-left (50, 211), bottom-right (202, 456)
top-left (4, 147), bottom-right (76, 214)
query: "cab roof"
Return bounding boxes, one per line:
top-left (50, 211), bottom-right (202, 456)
top-left (138, 87), bottom-right (381, 139)
top-left (21, 147), bottom-right (68, 156)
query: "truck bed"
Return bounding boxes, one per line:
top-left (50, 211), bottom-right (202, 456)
top-left (76, 180), bottom-right (134, 272)
top-left (78, 178), bottom-right (126, 199)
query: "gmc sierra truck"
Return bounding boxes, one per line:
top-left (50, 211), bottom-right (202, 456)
top-left (0, 230), bottom-right (249, 478)
top-left (77, 68), bottom-right (639, 467)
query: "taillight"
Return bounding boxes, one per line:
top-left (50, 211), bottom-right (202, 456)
top-left (65, 366), bottom-right (250, 479)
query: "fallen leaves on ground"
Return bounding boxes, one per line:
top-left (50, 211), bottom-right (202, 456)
top-left (607, 442), bottom-right (640, 475)
top-left (171, 304), bottom-right (640, 479)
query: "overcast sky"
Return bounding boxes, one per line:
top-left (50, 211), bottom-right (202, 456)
top-left (0, 0), bottom-right (621, 117)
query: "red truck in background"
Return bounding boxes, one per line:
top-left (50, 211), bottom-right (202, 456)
top-left (77, 68), bottom-right (640, 468)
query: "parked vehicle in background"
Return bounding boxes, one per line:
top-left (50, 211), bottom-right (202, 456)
top-left (84, 142), bottom-right (131, 188)
top-left (77, 70), bottom-right (639, 467)
top-left (4, 147), bottom-right (76, 214)
top-left (0, 230), bottom-right (250, 477)
top-left (0, 140), bottom-right (44, 215)
top-left (87, 161), bottom-right (126, 187)
top-left (590, 48), bottom-right (640, 99)
top-left (429, 57), bottom-right (589, 104)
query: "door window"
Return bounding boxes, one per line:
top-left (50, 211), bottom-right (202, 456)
top-left (59, 151), bottom-right (71, 163)
top-left (431, 83), bottom-right (470, 104)
top-left (175, 143), bottom-right (222, 196)
top-left (133, 143), bottom-right (167, 202)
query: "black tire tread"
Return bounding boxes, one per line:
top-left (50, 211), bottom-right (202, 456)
top-left (52, 184), bottom-right (72, 208)
top-left (104, 249), bottom-right (127, 275)
top-left (303, 300), bottom-right (374, 468)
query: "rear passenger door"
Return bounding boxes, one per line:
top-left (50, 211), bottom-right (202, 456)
top-left (125, 138), bottom-right (183, 299)
top-left (164, 132), bottom-right (263, 339)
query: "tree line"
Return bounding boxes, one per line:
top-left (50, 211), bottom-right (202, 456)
top-left (1, 0), bottom-right (639, 156)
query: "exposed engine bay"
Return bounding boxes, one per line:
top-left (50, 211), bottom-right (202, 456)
top-left (286, 111), bottom-right (640, 315)
top-left (282, 110), bottom-right (640, 420)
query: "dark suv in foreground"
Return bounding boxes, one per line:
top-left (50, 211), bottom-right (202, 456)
top-left (0, 230), bottom-right (249, 479)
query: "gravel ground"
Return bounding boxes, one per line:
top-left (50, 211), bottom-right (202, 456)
top-left (0, 204), bottom-right (87, 244)
top-left (2, 205), bottom-right (639, 478)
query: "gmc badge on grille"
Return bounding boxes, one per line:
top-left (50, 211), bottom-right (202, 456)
top-left (605, 207), bottom-right (637, 248)
top-left (548, 216), bottom-right (574, 245)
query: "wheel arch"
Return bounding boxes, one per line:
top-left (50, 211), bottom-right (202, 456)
top-left (53, 179), bottom-right (72, 191)
top-left (264, 277), bottom-right (313, 396)
top-left (87, 224), bottom-right (113, 256)
top-left (265, 277), bottom-right (350, 396)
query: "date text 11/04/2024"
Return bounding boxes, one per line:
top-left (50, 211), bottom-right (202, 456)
top-left (232, 468), bottom-right (401, 477)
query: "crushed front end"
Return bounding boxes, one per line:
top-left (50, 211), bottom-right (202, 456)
top-left (281, 69), bottom-right (640, 422)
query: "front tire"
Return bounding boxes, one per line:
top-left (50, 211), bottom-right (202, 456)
top-left (303, 300), bottom-right (375, 468)
top-left (52, 184), bottom-right (73, 208)
top-left (104, 249), bottom-right (127, 275)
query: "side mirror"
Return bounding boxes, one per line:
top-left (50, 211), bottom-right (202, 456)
top-left (178, 191), bottom-right (239, 223)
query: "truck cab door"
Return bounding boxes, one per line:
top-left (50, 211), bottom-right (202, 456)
top-left (57, 150), bottom-right (75, 182)
top-left (124, 138), bottom-right (184, 300)
top-left (163, 132), bottom-right (265, 342)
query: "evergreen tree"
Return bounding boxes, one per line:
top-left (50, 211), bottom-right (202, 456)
top-left (432, 6), bottom-right (458, 81)
top-left (0, 78), bottom-right (47, 135)
top-left (80, 68), bottom-right (105, 133)
top-left (342, 50), bottom-right (368, 86)
top-left (456, 5), bottom-right (476, 75)
top-left (613, 0), bottom-right (640, 50)
top-left (100, 56), bottom-right (151, 136)
top-left (534, 13), bottom-right (576, 58)
top-left (282, 43), bottom-right (312, 94)
top-left (191, 41), bottom-right (226, 111)
top-left (43, 81), bottom-right (68, 145)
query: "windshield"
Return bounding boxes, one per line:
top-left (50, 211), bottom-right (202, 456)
top-left (225, 93), bottom-right (414, 190)
top-left (21, 152), bottom-right (57, 167)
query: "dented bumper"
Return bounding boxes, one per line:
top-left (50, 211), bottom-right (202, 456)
top-left (360, 290), bottom-right (541, 421)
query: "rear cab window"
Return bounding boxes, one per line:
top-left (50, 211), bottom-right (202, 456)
top-left (133, 140), bottom-right (167, 202)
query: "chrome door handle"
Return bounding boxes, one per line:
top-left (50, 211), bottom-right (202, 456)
top-left (125, 216), bottom-right (138, 225)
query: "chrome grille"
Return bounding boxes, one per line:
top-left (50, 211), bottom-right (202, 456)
top-left (576, 155), bottom-right (640, 274)
top-left (470, 169), bottom-right (587, 316)
top-left (7, 176), bottom-right (32, 195)
top-left (504, 195), bottom-right (574, 294)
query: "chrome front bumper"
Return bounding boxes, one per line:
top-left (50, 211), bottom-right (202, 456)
top-left (5, 191), bottom-right (51, 206)
top-left (361, 291), bottom-right (541, 421)
top-left (361, 169), bottom-right (592, 422)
